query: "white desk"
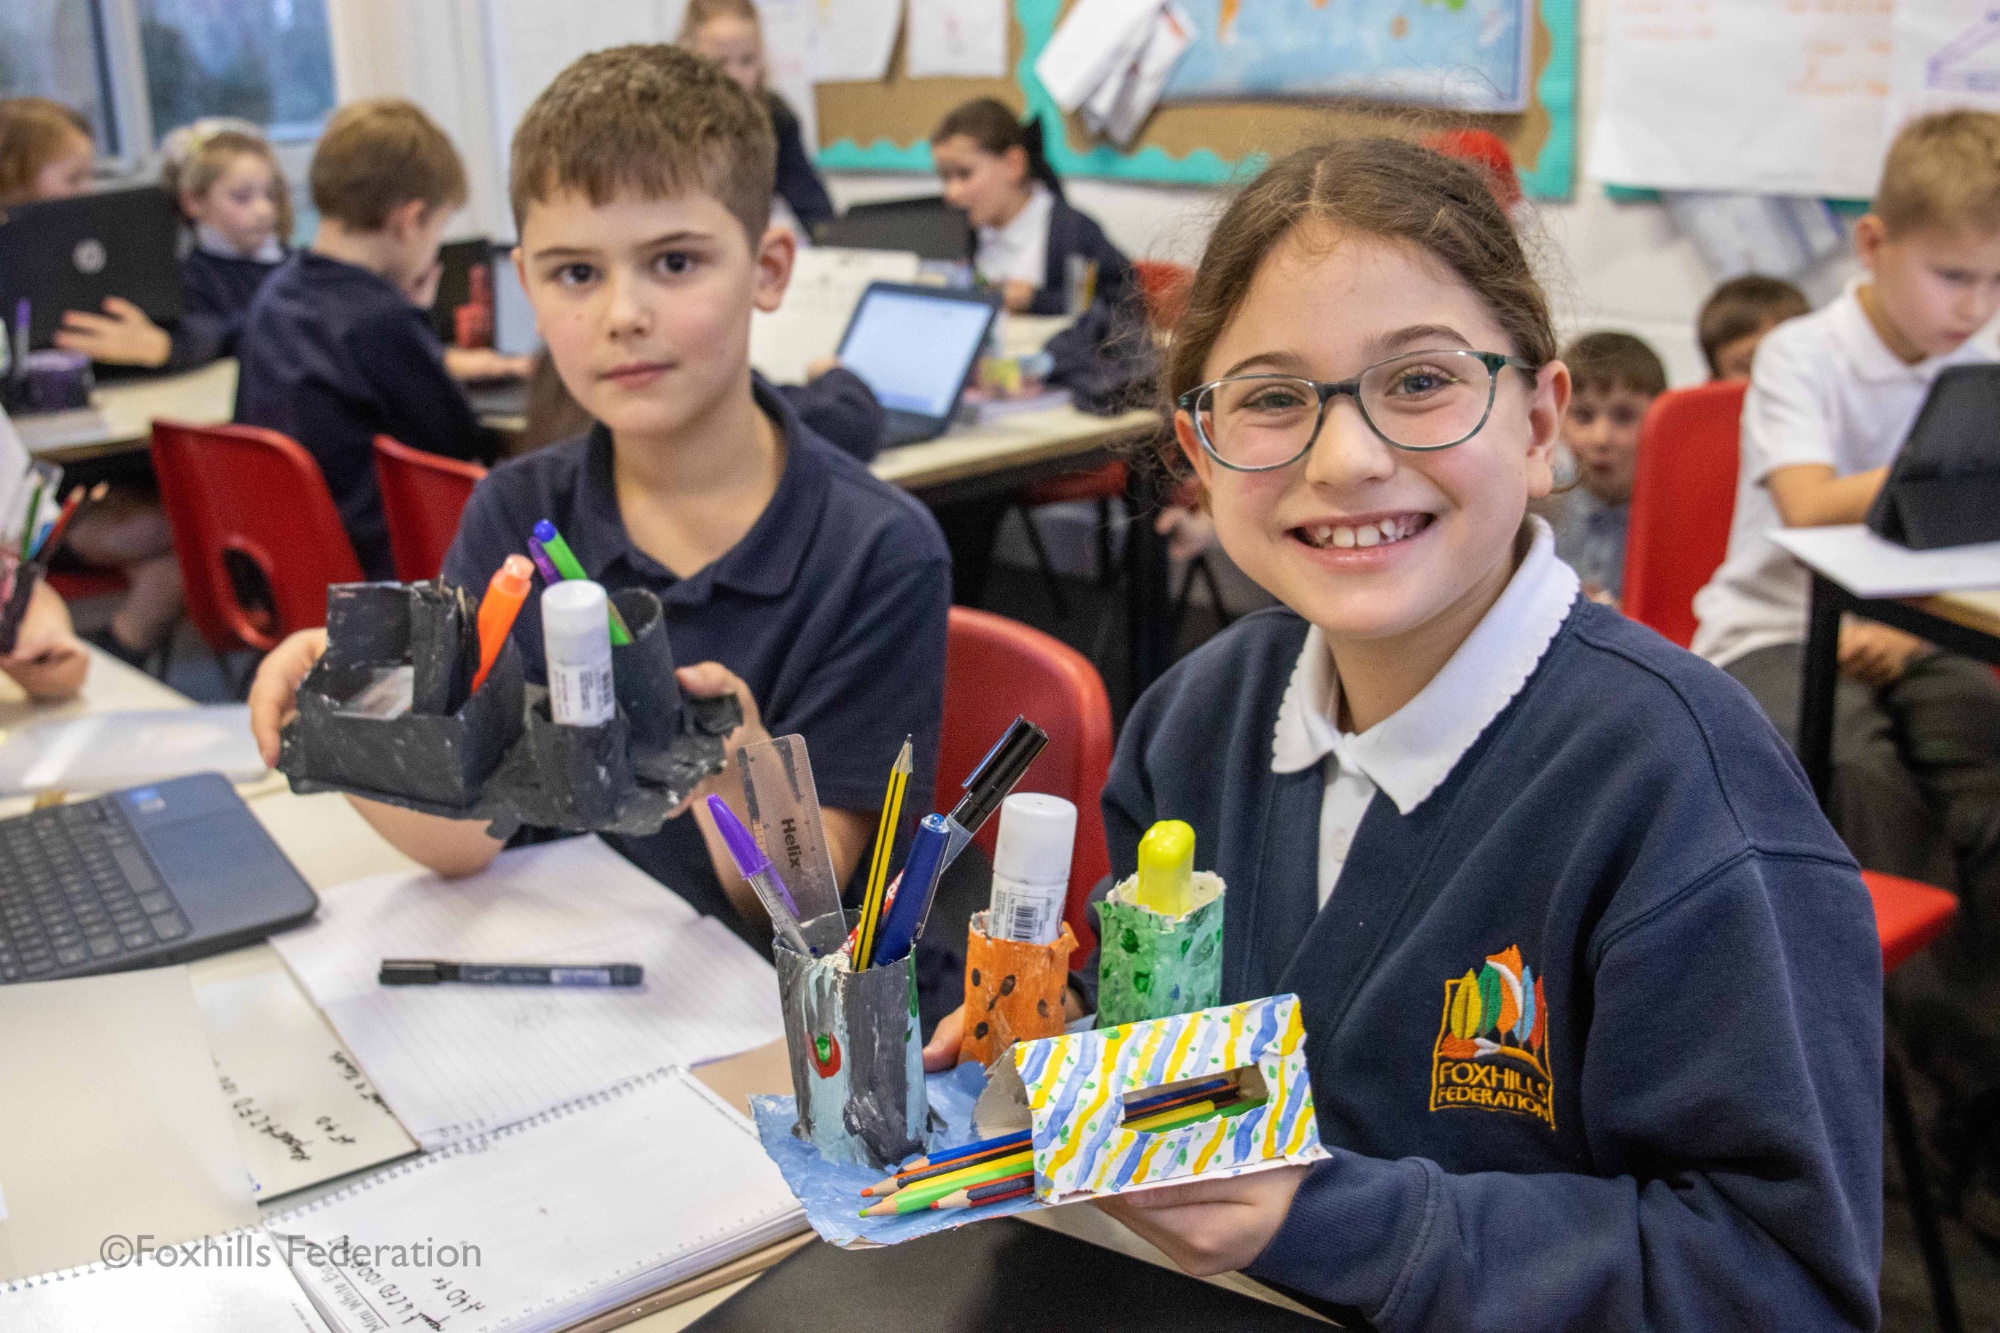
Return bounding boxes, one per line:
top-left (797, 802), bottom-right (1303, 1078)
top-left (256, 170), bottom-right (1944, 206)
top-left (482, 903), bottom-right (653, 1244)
top-left (14, 359), bottom-right (238, 464)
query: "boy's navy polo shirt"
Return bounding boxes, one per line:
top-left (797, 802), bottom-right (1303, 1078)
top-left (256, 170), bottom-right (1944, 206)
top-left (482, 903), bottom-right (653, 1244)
top-left (442, 378), bottom-right (951, 947)
top-left (237, 251), bottom-right (496, 581)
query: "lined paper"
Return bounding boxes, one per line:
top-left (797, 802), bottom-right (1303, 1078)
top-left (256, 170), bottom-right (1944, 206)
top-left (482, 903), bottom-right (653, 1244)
top-left (272, 838), bottom-right (785, 1147)
top-left (268, 1069), bottom-right (802, 1333)
top-left (0, 1230), bottom-right (329, 1332)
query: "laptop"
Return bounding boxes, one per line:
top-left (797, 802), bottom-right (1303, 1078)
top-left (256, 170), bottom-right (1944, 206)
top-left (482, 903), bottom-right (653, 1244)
top-left (835, 282), bottom-right (1001, 447)
top-left (1866, 362), bottom-right (2000, 549)
top-left (0, 186), bottom-right (183, 348)
top-left (0, 772), bottom-right (318, 984)
top-left (816, 197), bottom-right (973, 262)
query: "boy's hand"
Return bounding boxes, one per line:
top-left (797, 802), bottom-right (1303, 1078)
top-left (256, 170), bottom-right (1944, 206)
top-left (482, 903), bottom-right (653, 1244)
top-left (248, 629), bottom-right (328, 766)
top-left (923, 1006), bottom-right (966, 1071)
top-left (804, 356), bottom-right (841, 381)
top-left (1095, 1163), bottom-right (1311, 1277)
top-left (1002, 279), bottom-right (1036, 314)
top-left (669, 662), bottom-right (769, 819)
top-left (54, 298), bottom-right (171, 368)
top-left (1839, 622), bottom-right (1930, 688)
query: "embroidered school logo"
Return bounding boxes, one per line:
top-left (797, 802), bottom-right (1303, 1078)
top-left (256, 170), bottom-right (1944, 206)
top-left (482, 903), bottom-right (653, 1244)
top-left (1429, 945), bottom-right (1554, 1130)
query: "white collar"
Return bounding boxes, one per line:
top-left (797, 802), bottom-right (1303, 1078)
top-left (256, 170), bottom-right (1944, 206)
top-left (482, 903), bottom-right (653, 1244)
top-left (195, 223), bottom-right (283, 264)
top-left (1271, 517), bottom-right (1580, 814)
top-left (1829, 277), bottom-right (1999, 384)
top-left (980, 182), bottom-right (1054, 249)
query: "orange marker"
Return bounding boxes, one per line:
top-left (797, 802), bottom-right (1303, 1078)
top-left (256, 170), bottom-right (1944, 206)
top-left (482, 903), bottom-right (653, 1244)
top-left (471, 555), bottom-right (534, 693)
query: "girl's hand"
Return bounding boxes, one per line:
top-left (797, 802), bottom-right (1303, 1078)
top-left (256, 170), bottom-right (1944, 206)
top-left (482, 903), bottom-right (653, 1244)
top-left (1003, 279), bottom-right (1037, 313)
top-left (923, 1006), bottom-right (966, 1071)
top-left (247, 629), bottom-right (328, 766)
top-left (0, 582), bottom-right (88, 702)
top-left (1095, 1163), bottom-right (1311, 1277)
top-left (54, 298), bottom-right (172, 368)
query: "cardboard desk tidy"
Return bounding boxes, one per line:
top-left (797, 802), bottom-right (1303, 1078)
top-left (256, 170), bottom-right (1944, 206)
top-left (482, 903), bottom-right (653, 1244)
top-left (278, 580), bottom-right (738, 837)
top-left (1096, 821), bottom-right (1226, 1028)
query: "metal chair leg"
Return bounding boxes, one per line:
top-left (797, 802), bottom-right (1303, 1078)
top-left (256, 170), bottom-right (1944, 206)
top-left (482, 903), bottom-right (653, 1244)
top-left (1887, 1045), bottom-right (1962, 1332)
top-left (1012, 505), bottom-right (1071, 619)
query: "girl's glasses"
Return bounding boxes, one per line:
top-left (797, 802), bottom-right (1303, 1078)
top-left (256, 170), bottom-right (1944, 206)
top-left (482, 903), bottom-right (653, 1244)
top-left (1178, 349), bottom-right (1537, 472)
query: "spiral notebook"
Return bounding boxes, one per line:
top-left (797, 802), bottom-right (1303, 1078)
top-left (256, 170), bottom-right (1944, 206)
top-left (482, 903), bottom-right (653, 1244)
top-left (266, 1067), bottom-right (805, 1333)
top-left (0, 1228), bottom-right (329, 1332)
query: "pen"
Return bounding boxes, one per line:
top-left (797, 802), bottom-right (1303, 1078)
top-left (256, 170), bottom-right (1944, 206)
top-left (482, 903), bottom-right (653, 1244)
top-left (532, 520), bottom-right (631, 644)
top-left (33, 481), bottom-right (101, 567)
top-left (471, 554), bottom-right (533, 693)
top-left (706, 794), bottom-right (813, 956)
top-left (525, 534), bottom-right (562, 586)
top-left (378, 960), bottom-right (643, 986)
top-left (866, 812), bottom-right (950, 967)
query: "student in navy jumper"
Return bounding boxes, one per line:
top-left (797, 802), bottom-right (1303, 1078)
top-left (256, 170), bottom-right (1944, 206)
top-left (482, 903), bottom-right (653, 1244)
top-left (236, 100), bottom-right (502, 581)
top-left (927, 139), bottom-right (1882, 1330)
top-left (681, 0), bottom-right (835, 236)
top-left (931, 99), bottom-right (1134, 316)
top-left (156, 121), bottom-right (291, 367)
top-left (248, 47), bottom-right (950, 959)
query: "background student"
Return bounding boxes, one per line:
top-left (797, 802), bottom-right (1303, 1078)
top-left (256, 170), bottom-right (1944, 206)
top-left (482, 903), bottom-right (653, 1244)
top-left (247, 48), bottom-right (956, 991)
top-left (924, 136), bottom-right (1879, 1328)
top-left (1698, 274), bottom-right (1810, 381)
top-left (931, 98), bottom-right (1134, 316)
top-left (156, 119), bottom-right (292, 367)
top-left (234, 99), bottom-right (501, 582)
top-left (680, 0), bottom-right (834, 237)
top-left (1693, 109), bottom-right (2000, 1232)
top-left (1549, 330), bottom-right (1665, 605)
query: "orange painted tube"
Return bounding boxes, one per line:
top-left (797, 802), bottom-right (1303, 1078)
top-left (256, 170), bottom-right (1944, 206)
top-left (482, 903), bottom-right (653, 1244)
top-left (471, 555), bottom-right (534, 694)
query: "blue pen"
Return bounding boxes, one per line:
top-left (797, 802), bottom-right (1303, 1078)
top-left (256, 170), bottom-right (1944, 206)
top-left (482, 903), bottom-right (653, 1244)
top-left (868, 812), bottom-right (951, 967)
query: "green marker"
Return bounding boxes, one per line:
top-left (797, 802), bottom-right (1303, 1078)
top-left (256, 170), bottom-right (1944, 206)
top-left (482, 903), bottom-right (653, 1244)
top-left (532, 520), bottom-right (631, 645)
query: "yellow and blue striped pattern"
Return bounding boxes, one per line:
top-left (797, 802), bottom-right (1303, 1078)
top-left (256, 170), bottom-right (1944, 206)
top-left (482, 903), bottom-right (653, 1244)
top-left (1013, 994), bottom-right (1325, 1201)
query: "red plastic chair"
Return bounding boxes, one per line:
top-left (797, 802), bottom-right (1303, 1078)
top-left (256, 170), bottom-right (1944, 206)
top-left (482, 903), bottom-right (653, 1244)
top-left (1621, 381), bottom-right (1748, 648)
top-left (941, 606), bottom-right (1114, 962)
top-left (1620, 383), bottom-right (1966, 1330)
top-left (150, 420), bottom-right (363, 656)
top-left (45, 569), bottom-right (129, 601)
top-left (1132, 258), bottom-right (1193, 331)
top-left (373, 434), bottom-right (487, 583)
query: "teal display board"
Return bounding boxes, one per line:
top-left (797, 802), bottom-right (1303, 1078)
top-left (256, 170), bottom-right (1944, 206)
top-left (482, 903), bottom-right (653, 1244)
top-left (817, 0), bottom-right (1577, 200)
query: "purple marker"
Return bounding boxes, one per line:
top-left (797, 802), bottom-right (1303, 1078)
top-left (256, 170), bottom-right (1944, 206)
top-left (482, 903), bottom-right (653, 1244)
top-left (525, 533), bottom-right (562, 585)
top-left (706, 795), bottom-right (813, 955)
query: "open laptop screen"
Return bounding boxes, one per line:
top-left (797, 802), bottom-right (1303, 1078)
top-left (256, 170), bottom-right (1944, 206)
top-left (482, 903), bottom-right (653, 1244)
top-left (837, 287), bottom-right (994, 419)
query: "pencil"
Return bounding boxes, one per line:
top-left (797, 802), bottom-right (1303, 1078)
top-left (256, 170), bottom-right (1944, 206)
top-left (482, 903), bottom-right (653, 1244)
top-left (930, 1174), bottom-right (1037, 1211)
top-left (851, 737), bottom-right (911, 970)
top-left (859, 1149), bottom-right (1033, 1217)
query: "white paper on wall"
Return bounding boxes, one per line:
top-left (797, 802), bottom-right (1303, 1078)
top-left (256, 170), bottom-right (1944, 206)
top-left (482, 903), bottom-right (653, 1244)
top-left (813, 0), bottom-right (905, 82)
top-left (760, 0), bottom-right (822, 151)
top-left (1034, 0), bottom-right (1165, 112)
top-left (1587, 0), bottom-right (1893, 199)
top-left (1891, 1), bottom-right (2000, 129)
top-left (905, 0), bottom-right (1011, 79)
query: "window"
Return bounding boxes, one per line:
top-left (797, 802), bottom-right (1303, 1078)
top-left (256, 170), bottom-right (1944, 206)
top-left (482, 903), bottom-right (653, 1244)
top-left (137, 0), bottom-right (336, 143)
top-left (0, 0), bottom-right (118, 154)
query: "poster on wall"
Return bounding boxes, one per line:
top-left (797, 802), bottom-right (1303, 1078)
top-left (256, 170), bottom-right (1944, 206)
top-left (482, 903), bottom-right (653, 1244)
top-left (1587, 0), bottom-right (1892, 198)
top-left (1890, 2), bottom-right (2000, 128)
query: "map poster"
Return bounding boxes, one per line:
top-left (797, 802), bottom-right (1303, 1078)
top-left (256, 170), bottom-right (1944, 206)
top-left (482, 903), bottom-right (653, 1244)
top-left (1162, 0), bottom-right (1535, 113)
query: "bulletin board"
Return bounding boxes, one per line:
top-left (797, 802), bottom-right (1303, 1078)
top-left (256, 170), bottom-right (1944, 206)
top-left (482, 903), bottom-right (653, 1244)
top-left (814, 0), bottom-right (1578, 200)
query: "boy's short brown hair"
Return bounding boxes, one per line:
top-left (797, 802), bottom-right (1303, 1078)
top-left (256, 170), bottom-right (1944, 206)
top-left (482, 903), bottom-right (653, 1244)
top-left (1697, 275), bottom-right (1808, 376)
top-left (509, 44), bottom-right (774, 243)
top-left (0, 97), bottom-right (91, 206)
top-left (1562, 331), bottom-right (1667, 399)
top-left (309, 99), bottom-right (466, 231)
top-left (1874, 109), bottom-right (2000, 238)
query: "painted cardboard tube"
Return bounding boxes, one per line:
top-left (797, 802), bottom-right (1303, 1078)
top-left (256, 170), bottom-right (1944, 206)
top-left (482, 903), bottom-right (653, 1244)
top-left (958, 912), bottom-right (1076, 1068)
top-left (776, 913), bottom-right (926, 1169)
top-left (1095, 871), bottom-right (1225, 1028)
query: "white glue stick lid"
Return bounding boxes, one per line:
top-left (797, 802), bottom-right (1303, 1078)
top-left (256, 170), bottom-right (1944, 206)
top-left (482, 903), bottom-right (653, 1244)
top-left (992, 792), bottom-right (1077, 887)
top-left (541, 579), bottom-right (611, 662)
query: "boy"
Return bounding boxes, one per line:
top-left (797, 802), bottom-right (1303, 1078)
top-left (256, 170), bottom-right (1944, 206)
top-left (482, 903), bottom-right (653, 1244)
top-left (235, 99), bottom-right (501, 582)
top-left (1551, 331), bottom-right (1665, 604)
top-left (1693, 109), bottom-right (2000, 1231)
top-left (248, 48), bottom-right (951, 957)
top-left (1698, 275), bottom-right (1810, 381)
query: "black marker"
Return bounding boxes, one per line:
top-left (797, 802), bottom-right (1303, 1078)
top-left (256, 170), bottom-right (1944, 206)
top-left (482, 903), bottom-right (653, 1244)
top-left (379, 960), bottom-right (643, 987)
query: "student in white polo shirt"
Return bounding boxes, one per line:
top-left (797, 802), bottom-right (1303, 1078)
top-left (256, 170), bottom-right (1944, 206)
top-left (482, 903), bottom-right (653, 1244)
top-left (1693, 109), bottom-right (2000, 1229)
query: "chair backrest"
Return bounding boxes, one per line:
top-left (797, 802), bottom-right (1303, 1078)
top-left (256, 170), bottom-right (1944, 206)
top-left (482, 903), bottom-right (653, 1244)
top-left (941, 606), bottom-right (1115, 960)
top-left (1621, 380), bottom-right (1749, 648)
top-left (150, 419), bottom-right (363, 655)
top-left (374, 434), bottom-right (487, 583)
top-left (1132, 259), bottom-right (1193, 331)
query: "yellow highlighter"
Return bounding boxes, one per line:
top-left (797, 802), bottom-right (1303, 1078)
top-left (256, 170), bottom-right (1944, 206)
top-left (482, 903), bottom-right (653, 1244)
top-left (1135, 820), bottom-right (1196, 916)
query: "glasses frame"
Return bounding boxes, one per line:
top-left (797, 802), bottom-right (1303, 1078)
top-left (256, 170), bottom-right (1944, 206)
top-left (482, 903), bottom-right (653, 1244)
top-left (1177, 349), bottom-right (1539, 473)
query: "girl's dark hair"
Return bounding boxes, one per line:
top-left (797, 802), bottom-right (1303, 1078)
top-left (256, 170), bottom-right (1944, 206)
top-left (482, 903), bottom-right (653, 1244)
top-left (931, 97), bottom-right (1064, 199)
top-left (1160, 135), bottom-right (1555, 477)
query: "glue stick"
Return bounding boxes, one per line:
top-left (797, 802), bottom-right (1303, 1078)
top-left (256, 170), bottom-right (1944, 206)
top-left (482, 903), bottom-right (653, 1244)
top-left (1134, 820), bottom-right (1196, 916)
top-left (986, 793), bottom-right (1077, 945)
top-left (541, 580), bottom-right (616, 726)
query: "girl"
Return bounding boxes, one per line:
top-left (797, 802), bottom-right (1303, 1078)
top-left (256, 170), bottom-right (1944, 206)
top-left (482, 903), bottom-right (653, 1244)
top-left (931, 98), bottom-right (1132, 316)
top-left (158, 120), bottom-right (292, 366)
top-left (926, 138), bottom-right (1880, 1329)
top-left (680, 0), bottom-right (835, 236)
top-left (0, 97), bottom-right (183, 667)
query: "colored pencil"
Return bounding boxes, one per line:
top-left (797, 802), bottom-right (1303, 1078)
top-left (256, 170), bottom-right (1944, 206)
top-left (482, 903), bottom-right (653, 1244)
top-left (930, 1175), bottom-right (1036, 1211)
top-left (850, 737), bottom-right (911, 970)
top-left (18, 477), bottom-right (42, 558)
top-left (860, 1149), bottom-right (1033, 1217)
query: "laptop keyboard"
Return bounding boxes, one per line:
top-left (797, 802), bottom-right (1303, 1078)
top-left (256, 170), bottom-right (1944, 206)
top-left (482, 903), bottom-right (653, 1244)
top-left (0, 799), bottom-right (189, 982)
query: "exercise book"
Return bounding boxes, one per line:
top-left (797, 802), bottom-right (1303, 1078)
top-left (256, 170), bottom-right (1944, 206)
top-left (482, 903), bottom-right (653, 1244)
top-left (0, 1228), bottom-right (330, 1332)
top-left (267, 1067), bottom-right (804, 1333)
top-left (272, 837), bottom-right (786, 1147)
